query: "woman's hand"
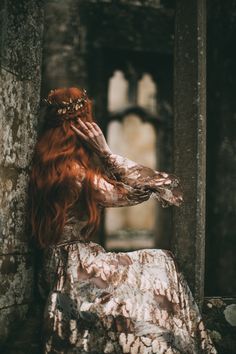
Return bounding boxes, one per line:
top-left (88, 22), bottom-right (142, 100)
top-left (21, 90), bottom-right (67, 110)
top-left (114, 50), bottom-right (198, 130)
top-left (70, 118), bottom-right (112, 157)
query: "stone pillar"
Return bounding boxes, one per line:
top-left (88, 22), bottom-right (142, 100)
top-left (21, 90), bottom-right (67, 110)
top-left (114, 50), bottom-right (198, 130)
top-left (154, 57), bottom-right (174, 249)
top-left (172, 0), bottom-right (206, 305)
top-left (0, 0), bottom-right (44, 347)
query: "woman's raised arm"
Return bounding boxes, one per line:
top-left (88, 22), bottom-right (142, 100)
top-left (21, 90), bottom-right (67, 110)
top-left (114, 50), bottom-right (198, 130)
top-left (71, 119), bottom-right (183, 208)
top-left (72, 164), bottom-right (151, 208)
top-left (100, 152), bottom-right (183, 207)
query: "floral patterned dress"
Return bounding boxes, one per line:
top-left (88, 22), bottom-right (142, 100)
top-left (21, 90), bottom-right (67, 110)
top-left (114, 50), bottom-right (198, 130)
top-left (38, 153), bottom-right (216, 354)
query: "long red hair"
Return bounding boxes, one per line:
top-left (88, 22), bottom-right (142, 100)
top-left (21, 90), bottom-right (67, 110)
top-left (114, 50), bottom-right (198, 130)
top-left (29, 87), bottom-right (102, 249)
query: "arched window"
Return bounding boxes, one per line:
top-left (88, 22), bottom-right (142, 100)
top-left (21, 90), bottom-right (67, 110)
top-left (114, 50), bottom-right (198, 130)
top-left (105, 70), bottom-right (160, 251)
top-left (108, 70), bottom-right (129, 112)
top-left (137, 73), bottom-right (157, 114)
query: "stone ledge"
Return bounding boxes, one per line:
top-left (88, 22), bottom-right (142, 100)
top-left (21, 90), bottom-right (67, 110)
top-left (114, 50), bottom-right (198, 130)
top-left (203, 297), bottom-right (236, 354)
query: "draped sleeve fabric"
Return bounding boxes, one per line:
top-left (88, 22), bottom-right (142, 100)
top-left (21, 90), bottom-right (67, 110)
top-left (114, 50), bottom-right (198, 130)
top-left (100, 152), bottom-right (183, 207)
top-left (72, 163), bottom-right (151, 208)
top-left (92, 173), bottom-right (151, 207)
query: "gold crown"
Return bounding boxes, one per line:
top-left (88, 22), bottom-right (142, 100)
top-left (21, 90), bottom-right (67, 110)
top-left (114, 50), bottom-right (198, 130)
top-left (44, 88), bottom-right (88, 115)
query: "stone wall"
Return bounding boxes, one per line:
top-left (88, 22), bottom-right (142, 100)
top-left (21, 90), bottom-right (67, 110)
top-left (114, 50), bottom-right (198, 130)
top-left (203, 298), bottom-right (236, 354)
top-left (0, 0), bottom-right (44, 350)
top-left (41, 0), bottom-right (88, 98)
top-left (205, 0), bottom-right (236, 297)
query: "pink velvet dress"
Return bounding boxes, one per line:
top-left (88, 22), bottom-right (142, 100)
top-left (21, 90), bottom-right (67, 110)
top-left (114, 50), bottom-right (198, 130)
top-left (38, 153), bottom-right (216, 354)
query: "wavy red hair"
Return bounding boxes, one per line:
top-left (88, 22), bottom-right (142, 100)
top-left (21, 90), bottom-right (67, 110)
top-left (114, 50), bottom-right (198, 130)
top-left (29, 87), bottom-right (102, 248)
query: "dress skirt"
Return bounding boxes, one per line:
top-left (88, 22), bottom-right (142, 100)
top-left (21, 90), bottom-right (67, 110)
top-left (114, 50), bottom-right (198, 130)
top-left (40, 240), bottom-right (217, 354)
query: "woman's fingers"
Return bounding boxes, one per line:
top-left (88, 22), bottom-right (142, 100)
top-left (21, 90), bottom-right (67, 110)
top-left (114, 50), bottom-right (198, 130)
top-left (77, 118), bottom-right (102, 138)
top-left (70, 124), bottom-right (88, 141)
top-left (77, 118), bottom-right (87, 128)
top-left (77, 119), bottom-right (95, 137)
top-left (85, 122), bottom-right (98, 136)
top-left (77, 118), bottom-right (90, 134)
top-left (91, 122), bottom-right (102, 135)
top-left (72, 119), bottom-right (110, 156)
top-left (74, 119), bottom-right (92, 138)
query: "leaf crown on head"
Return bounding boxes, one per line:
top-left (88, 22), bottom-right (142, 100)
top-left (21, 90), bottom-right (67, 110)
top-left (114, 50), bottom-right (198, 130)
top-left (44, 88), bottom-right (88, 116)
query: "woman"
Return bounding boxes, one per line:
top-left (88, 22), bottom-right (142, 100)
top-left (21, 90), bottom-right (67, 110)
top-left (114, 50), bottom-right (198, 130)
top-left (30, 87), bottom-right (216, 354)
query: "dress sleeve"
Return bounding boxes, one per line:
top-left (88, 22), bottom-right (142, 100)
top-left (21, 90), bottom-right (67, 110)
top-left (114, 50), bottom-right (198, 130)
top-left (100, 152), bottom-right (183, 207)
top-left (73, 163), bottom-right (151, 208)
top-left (92, 174), bottom-right (151, 208)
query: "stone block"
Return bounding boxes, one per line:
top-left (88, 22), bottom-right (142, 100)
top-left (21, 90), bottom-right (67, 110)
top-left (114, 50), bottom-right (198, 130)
top-left (0, 69), bottom-right (39, 169)
top-left (0, 170), bottom-right (31, 254)
top-left (0, 304), bottom-right (29, 346)
top-left (0, 0), bottom-right (44, 80)
top-left (0, 253), bottom-right (34, 309)
top-left (203, 297), bottom-right (236, 354)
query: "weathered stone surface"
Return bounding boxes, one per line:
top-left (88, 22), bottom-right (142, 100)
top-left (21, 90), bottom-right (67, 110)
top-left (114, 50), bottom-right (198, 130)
top-left (0, 0), bottom-right (44, 79)
top-left (0, 170), bottom-right (31, 254)
top-left (0, 254), bottom-right (33, 309)
top-left (0, 0), bottom-right (44, 348)
top-left (172, 0), bottom-right (206, 305)
top-left (205, 0), bottom-right (236, 297)
top-left (88, 0), bottom-right (162, 7)
top-left (224, 304), bottom-right (236, 327)
top-left (42, 0), bottom-right (85, 96)
top-left (203, 297), bottom-right (236, 354)
top-left (1, 303), bottom-right (43, 354)
top-left (79, 1), bottom-right (174, 52)
top-left (0, 304), bottom-right (29, 346)
top-left (0, 69), bottom-right (39, 169)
